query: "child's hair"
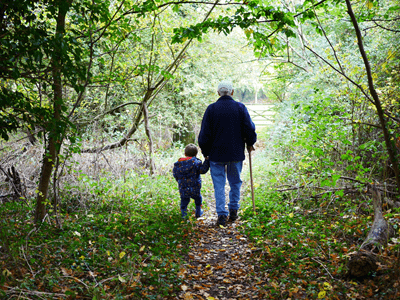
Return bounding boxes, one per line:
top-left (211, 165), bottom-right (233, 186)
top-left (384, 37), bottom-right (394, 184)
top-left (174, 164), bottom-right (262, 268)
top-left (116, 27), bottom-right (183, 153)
top-left (185, 144), bottom-right (198, 157)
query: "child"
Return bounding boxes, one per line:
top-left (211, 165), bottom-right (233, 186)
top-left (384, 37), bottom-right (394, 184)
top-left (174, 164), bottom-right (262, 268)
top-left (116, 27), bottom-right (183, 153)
top-left (173, 144), bottom-right (210, 218)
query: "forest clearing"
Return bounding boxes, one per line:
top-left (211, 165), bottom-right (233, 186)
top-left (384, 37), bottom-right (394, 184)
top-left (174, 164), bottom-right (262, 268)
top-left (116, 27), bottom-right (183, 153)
top-left (1, 0), bottom-right (400, 299)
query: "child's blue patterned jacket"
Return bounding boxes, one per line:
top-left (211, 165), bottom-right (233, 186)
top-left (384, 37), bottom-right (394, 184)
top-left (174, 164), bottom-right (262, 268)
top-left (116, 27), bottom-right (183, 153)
top-left (173, 157), bottom-right (209, 198)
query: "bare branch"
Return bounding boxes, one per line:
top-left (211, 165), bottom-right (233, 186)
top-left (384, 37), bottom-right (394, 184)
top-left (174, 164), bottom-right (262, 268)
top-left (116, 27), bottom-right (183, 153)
top-left (93, 102), bottom-right (142, 120)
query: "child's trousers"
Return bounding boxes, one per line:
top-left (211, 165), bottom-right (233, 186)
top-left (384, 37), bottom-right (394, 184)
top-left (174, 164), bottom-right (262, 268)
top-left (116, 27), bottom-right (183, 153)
top-left (180, 194), bottom-right (202, 210)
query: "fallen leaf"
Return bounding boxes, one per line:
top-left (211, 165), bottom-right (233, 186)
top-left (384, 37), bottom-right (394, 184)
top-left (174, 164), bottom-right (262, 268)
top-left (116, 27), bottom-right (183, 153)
top-left (181, 284), bottom-right (188, 291)
top-left (60, 267), bottom-right (71, 276)
top-left (183, 292), bottom-right (194, 300)
top-left (324, 282), bottom-right (332, 290)
top-left (318, 290), bottom-right (326, 298)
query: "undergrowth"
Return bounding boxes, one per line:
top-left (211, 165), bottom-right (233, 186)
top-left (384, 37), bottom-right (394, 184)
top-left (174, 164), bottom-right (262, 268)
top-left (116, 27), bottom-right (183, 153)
top-left (238, 130), bottom-right (400, 299)
top-left (0, 166), bottom-right (202, 299)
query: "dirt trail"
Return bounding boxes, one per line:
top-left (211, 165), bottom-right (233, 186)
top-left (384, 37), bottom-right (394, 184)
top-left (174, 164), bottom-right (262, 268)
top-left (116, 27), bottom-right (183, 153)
top-left (177, 178), bottom-right (269, 300)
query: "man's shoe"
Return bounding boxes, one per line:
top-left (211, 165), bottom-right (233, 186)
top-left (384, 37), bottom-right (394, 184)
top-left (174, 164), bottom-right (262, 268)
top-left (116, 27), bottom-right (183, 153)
top-left (228, 209), bottom-right (238, 222)
top-left (216, 215), bottom-right (227, 226)
top-left (195, 206), bottom-right (204, 218)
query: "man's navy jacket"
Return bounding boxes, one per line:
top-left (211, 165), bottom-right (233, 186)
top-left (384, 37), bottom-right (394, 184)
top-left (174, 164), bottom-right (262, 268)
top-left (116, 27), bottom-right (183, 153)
top-left (198, 95), bottom-right (257, 162)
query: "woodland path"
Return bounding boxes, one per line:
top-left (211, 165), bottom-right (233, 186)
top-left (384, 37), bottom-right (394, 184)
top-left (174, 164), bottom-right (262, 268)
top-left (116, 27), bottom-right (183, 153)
top-left (177, 159), bottom-right (270, 300)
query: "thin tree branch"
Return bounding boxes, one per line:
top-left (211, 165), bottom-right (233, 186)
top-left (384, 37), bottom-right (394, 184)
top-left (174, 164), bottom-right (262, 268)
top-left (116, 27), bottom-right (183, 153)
top-left (304, 45), bottom-right (375, 106)
top-left (372, 20), bottom-right (400, 33)
top-left (143, 102), bottom-right (155, 174)
top-left (312, 6), bottom-right (345, 74)
top-left (93, 102), bottom-right (142, 120)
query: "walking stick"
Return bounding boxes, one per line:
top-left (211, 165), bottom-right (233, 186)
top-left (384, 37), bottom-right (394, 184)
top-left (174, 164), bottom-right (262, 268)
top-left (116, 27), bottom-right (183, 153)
top-left (248, 147), bottom-right (256, 213)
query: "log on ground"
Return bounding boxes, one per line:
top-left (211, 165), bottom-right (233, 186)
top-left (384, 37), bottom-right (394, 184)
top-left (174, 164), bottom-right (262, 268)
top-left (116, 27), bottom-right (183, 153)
top-left (347, 186), bottom-right (395, 277)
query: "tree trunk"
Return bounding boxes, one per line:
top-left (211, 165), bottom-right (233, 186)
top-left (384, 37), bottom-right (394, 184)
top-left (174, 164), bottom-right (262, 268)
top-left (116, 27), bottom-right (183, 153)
top-left (345, 0), bottom-right (400, 193)
top-left (35, 1), bottom-right (70, 223)
top-left (347, 186), bottom-right (394, 277)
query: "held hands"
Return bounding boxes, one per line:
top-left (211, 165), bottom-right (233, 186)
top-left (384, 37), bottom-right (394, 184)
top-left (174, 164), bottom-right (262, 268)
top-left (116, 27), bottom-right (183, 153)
top-left (247, 145), bottom-right (255, 153)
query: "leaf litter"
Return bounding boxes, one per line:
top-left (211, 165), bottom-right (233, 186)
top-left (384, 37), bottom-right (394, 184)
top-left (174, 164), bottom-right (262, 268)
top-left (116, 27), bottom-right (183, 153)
top-left (177, 188), bottom-right (268, 300)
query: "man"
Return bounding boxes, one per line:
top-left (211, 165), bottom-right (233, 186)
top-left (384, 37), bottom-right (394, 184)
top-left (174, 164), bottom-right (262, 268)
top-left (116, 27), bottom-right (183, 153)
top-left (198, 80), bottom-right (257, 226)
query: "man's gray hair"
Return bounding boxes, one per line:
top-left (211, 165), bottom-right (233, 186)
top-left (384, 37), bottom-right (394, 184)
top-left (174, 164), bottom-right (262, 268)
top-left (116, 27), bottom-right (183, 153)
top-left (217, 80), bottom-right (233, 95)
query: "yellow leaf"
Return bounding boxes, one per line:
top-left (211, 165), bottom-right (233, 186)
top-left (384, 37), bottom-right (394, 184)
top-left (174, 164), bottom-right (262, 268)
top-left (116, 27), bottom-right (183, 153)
top-left (118, 275), bottom-right (126, 283)
top-left (207, 297), bottom-right (216, 300)
top-left (318, 290), bottom-right (326, 298)
top-left (289, 213), bottom-right (294, 218)
top-left (323, 282), bottom-right (332, 290)
top-left (119, 251), bottom-right (126, 259)
top-left (244, 28), bottom-right (254, 38)
top-left (79, 255), bottom-right (85, 260)
top-left (139, 245), bottom-right (145, 252)
top-left (106, 250), bottom-right (111, 256)
top-left (366, 1), bottom-right (373, 9)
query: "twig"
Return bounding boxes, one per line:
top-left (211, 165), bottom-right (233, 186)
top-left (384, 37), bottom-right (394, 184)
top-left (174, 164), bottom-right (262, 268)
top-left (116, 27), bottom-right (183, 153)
top-left (4, 286), bottom-right (66, 298)
top-left (83, 261), bottom-right (99, 286)
top-left (25, 227), bottom-right (37, 256)
top-left (95, 276), bottom-right (117, 288)
top-left (20, 245), bottom-right (35, 278)
top-left (0, 165), bottom-right (22, 199)
top-left (311, 257), bottom-right (335, 279)
top-left (61, 275), bottom-right (89, 290)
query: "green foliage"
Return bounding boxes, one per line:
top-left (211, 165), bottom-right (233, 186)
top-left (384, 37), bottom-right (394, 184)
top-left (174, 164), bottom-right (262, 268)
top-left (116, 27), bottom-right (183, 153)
top-left (172, 2), bottom-right (296, 56)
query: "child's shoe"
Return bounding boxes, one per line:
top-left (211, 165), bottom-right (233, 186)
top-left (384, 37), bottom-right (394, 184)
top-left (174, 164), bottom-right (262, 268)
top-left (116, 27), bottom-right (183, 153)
top-left (195, 206), bottom-right (203, 218)
top-left (181, 209), bottom-right (188, 219)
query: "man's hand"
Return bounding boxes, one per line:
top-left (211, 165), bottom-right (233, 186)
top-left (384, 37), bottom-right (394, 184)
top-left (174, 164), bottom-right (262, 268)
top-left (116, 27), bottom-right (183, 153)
top-left (247, 145), bottom-right (255, 153)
